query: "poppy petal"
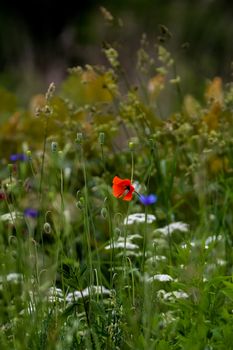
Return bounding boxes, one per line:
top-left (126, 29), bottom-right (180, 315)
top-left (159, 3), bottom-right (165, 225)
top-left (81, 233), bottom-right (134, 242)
top-left (123, 191), bottom-right (133, 201)
top-left (113, 176), bottom-right (122, 184)
top-left (112, 185), bottom-right (124, 198)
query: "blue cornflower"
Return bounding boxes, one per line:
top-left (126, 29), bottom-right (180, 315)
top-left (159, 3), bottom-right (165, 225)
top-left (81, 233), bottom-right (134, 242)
top-left (10, 154), bottom-right (28, 162)
top-left (24, 208), bottom-right (39, 218)
top-left (139, 194), bottom-right (158, 206)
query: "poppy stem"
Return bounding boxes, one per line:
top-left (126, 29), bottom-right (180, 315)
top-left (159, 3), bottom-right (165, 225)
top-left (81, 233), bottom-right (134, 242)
top-left (130, 150), bottom-right (134, 183)
top-left (134, 191), bottom-right (141, 198)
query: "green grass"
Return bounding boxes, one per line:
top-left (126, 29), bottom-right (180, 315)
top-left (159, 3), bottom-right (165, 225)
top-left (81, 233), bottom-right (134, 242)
top-left (1, 31), bottom-right (233, 350)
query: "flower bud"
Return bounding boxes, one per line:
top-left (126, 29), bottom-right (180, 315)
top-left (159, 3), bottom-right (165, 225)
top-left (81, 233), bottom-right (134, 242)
top-left (45, 82), bottom-right (56, 101)
top-left (76, 196), bottom-right (85, 209)
top-left (51, 142), bottom-right (58, 153)
top-left (26, 150), bottom-right (32, 161)
top-left (8, 164), bottom-right (13, 173)
top-left (128, 142), bottom-right (134, 151)
top-left (101, 207), bottom-right (108, 219)
top-left (76, 133), bottom-right (83, 144)
top-left (43, 222), bottom-right (51, 234)
top-left (99, 132), bottom-right (105, 145)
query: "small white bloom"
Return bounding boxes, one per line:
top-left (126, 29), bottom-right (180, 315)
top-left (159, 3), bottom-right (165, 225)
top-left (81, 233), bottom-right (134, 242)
top-left (0, 212), bottom-right (23, 223)
top-left (146, 255), bottom-right (167, 263)
top-left (163, 290), bottom-right (189, 300)
top-left (180, 241), bottom-right (196, 249)
top-left (48, 296), bottom-right (64, 303)
top-left (64, 167), bottom-right (72, 180)
top-left (66, 285), bottom-right (111, 302)
top-left (105, 242), bottom-right (139, 250)
top-left (216, 259), bottom-right (226, 266)
top-left (155, 222), bottom-right (189, 236)
top-left (127, 234), bottom-right (143, 241)
top-left (205, 235), bottom-right (222, 247)
top-left (124, 213), bottom-right (156, 225)
top-left (0, 273), bottom-right (23, 283)
top-left (47, 287), bottom-right (64, 298)
top-left (145, 274), bottom-right (173, 282)
top-left (160, 311), bottom-right (177, 326)
top-left (116, 251), bottom-right (142, 257)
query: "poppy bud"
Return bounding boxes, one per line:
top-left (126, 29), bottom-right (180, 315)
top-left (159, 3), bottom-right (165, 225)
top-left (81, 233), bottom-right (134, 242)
top-left (43, 222), bottom-right (51, 234)
top-left (51, 142), bottom-right (58, 153)
top-left (101, 207), bottom-right (108, 219)
top-left (26, 150), bottom-right (32, 161)
top-left (76, 133), bottom-right (83, 144)
top-left (99, 132), bottom-right (105, 145)
top-left (76, 196), bottom-right (85, 209)
top-left (128, 142), bottom-right (134, 151)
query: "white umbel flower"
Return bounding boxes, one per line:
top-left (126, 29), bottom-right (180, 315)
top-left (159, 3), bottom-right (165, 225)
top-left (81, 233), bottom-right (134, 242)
top-left (155, 222), bottom-right (189, 236)
top-left (105, 241), bottom-right (139, 250)
top-left (66, 285), bottom-right (111, 303)
top-left (124, 213), bottom-right (156, 225)
top-left (0, 212), bottom-right (23, 223)
top-left (145, 274), bottom-right (173, 282)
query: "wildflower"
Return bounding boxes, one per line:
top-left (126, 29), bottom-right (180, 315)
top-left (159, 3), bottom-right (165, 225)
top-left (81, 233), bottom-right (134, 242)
top-left (124, 213), bottom-right (156, 225)
top-left (163, 290), bottom-right (189, 301)
top-left (139, 194), bottom-right (157, 206)
top-left (145, 274), bottom-right (173, 283)
top-left (205, 234), bottom-right (222, 247)
top-left (155, 222), bottom-right (189, 236)
top-left (0, 273), bottom-right (23, 283)
top-left (66, 285), bottom-right (111, 303)
top-left (112, 176), bottom-right (135, 201)
top-left (24, 208), bottom-right (39, 218)
top-left (105, 241), bottom-right (139, 250)
top-left (10, 154), bottom-right (28, 162)
top-left (0, 211), bottom-right (23, 223)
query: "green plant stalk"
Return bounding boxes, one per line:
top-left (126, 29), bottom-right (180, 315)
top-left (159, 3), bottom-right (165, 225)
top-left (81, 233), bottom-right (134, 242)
top-left (130, 149), bottom-right (134, 183)
top-left (80, 147), bottom-right (94, 288)
top-left (39, 117), bottom-right (49, 200)
top-left (127, 257), bottom-right (135, 307)
top-left (141, 207), bottom-right (148, 273)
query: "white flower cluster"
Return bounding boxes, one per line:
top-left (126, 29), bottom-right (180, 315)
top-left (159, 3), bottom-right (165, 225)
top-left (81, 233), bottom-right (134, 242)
top-left (155, 222), bottom-right (189, 236)
top-left (47, 285), bottom-right (112, 304)
top-left (0, 212), bottom-right (23, 223)
top-left (124, 213), bottom-right (156, 225)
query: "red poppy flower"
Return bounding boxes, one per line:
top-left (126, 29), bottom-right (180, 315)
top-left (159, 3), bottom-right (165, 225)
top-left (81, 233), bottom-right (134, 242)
top-left (112, 176), bottom-right (135, 201)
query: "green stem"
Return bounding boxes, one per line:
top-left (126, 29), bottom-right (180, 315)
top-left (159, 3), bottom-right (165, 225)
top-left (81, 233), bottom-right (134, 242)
top-left (141, 208), bottom-right (148, 273)
top-left (130, 150), bottom-right (134, 183)
top-left (39, 117), bottom-right (49, 201)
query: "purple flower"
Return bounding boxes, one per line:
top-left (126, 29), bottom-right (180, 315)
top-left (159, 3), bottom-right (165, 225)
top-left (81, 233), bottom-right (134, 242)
top-left (10, 154), bottom-right (28, 162)
top-left (24, 208), bottom-right (39, 218)
top-left (139, 194), bottom-right (157, 206)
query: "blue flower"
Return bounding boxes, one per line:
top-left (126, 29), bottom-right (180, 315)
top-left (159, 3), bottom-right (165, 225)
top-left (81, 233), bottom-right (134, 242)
top-left (139, 194), bottom-right (157, 206)
top-left (10, 154), bottom-right (28, 162)
top-left (24, 208), bottom-right (39, 218)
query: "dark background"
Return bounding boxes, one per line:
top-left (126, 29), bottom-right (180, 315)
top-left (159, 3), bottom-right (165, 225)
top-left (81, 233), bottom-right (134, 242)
top-left (0, 0), bottom-right (233, 101)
